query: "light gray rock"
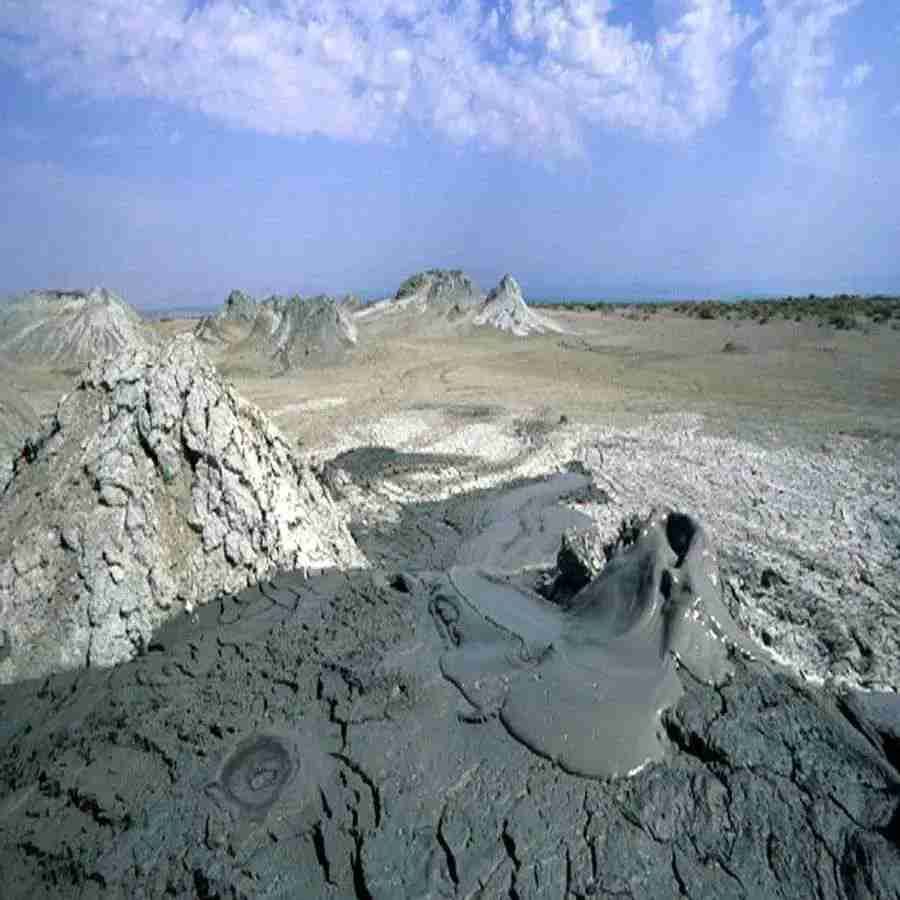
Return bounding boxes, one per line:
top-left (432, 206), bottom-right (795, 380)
top-left (0, 363), bottom-right (38, 492)
top-left (194, 289), bottom-right (259, 345)
top-left (240, 294), bottom-right (357, 370)
top-left (474, 274), bottom-right (564, 336)
top-left (220, 289), bottom-right (258, 322)
top-left (0, 287), bottom-right (153, 366)
top-left (394, 269), bottom-right (483, 310)
top-left (0, 334), bottom-right (363, 685)
top-left (553, 525), bottom-right (607, 596)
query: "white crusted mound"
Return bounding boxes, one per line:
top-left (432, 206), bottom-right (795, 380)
top-left (0, 335), bottom-right (363, 684)
top-left (0, 287), bottom-right (152, 365)
top-left (474, 275), bottom-right (564, 336)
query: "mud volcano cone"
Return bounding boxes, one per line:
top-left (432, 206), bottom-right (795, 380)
top-left (0, 287), bottom-right (152, 365)
top-left (195, 290), bottom-right (259, 345)
top-left (394, 269), bottom-right (483, 311)
top-left (474, 274), bottom-right (563, 335)
top-left (0, 335), bottom-right (362, 685)
top-left (239, 295), bottom-right (357, 370)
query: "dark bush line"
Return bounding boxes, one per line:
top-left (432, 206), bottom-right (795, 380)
top-left (535, 294), bottom-right (900, 328)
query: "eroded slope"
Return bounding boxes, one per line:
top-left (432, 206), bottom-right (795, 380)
top-left (0, 335), bottom-right (362, 684)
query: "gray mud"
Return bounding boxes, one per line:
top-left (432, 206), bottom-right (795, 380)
top-left (434, 511), bottom-right (757, 778)
top-left (1, 471), bottom-right (899, 898)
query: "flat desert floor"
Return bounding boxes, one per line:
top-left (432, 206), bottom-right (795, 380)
top-left (149, 308), bottom-right (900, 448)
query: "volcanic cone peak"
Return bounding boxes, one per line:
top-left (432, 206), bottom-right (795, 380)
top-left (194, 289), bottom-right (259, 345)
top-left (221, 289), bottom-right (258, 322)
top-left (0, 287), bottom-right (152, 365)
top-left (0, 334), bottom-right (363, 685)
top-left (245, 294), bottom-right (358, 369)
top-left (394, 269), bottom-right (483, 310)
top-left (475, 273), bottom-right (564, 336)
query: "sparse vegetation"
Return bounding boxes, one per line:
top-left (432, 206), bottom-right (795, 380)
top-left (536, 293), bottom-right (900, 329)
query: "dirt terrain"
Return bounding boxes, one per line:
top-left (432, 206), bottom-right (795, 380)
top-left (160, 305), bottom-right (900, 447)
top-left (1, 301), bottom-right (899, 898)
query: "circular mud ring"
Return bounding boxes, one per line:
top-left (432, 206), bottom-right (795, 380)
top-left (219, 735), bottom-right (296, 817)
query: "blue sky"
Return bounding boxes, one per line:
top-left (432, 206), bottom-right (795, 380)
top-left (1, 0), bottom-right (898, 307)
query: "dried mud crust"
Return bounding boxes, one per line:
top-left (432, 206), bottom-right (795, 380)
top-left (0, 380), bottom-right (38, 491)
top-left (1, 475), bottom-right (899, 899)
top-left (0, 288), bottom-right (153, 366)
top-left (0, 335), bottom-right (361, 685)
top-left (312, 406), bottom-right (900, 694)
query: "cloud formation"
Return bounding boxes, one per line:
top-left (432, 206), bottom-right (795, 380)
top-left (842, 61), bottom-right (871, 89)
top-left (752, 0), bottom-right (860, 151)
top-left (0, 0), bottom-right (864, 156)
top-left (0, 0), bottom-right (763, 154)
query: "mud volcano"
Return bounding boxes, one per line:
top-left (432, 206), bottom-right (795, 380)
top-left (393, 268), bottom-right (483, 311)
top-left (0, 466), bottom-right (898, 898)
top-left (0, 287), bottom-right (151, 366)
top-left (239, 294), bottom-right (357, 370)
top-left (473, 274), bottom-right (564, 336)
top-left (194, 289), bottom-right (259, 346)
top-left (433, 510), bottom-right (753, 777)
top-left (0, 335), bottom-right (361, 684)
top-left (354, 268), bottom-right (485, 335)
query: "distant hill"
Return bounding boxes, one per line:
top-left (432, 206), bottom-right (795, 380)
top-left (355, 269), bottom-right (563, 337)
top-left (0, 287), bottom-right (152, 367)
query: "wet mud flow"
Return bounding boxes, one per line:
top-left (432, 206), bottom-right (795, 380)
top-left (1, 470), bottom-right (899, 898)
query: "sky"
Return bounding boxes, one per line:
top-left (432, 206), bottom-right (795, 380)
top-left (1, 0), bottom-right (898, 308)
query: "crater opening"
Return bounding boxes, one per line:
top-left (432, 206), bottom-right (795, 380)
top-left (218, 734), bottom-right (295, 817)
top-left (665, 512), bottom-right (696, 565)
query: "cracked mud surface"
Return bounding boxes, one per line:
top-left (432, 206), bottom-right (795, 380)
top-left (2, 472), bottom-right (899, 899)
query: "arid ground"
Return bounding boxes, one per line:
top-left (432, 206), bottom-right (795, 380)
top-left (3, 301), bottom-right (899, 898)
top-left (147, 307), bottom-right (900, 448)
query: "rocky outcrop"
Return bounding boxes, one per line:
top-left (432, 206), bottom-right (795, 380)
top-left (353, 269), bottom-right (483, 332)
top-left (0, 287), bottom-right (152, 365)
top-left (241, 295), bottom-right (358, 370)
top-left (220, 289), bottom-right (258, 322)
top-left (474, 275), bottom-right (563, 335)
top-left (194, 290), bottom-right (259, 345)
top-left (547, 524), bottom-right (608, 600)
top-left (394, 269), bottom-right (483, 311)
top-left (0, 373), bottom-right (38, 493)
top-left (356, 271), bottom-right (563, 337)
top-left (0, 335), bottom-right (363, 685)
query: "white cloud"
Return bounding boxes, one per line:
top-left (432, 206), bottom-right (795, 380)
top-left (659, 0), bottom-right (759, 128)
top-left (0, 0), bottom-right (758, 156)
top-left (752, 0), bottom-right (861, 152)
top-left (842, 61), bottom-right (871, 89)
